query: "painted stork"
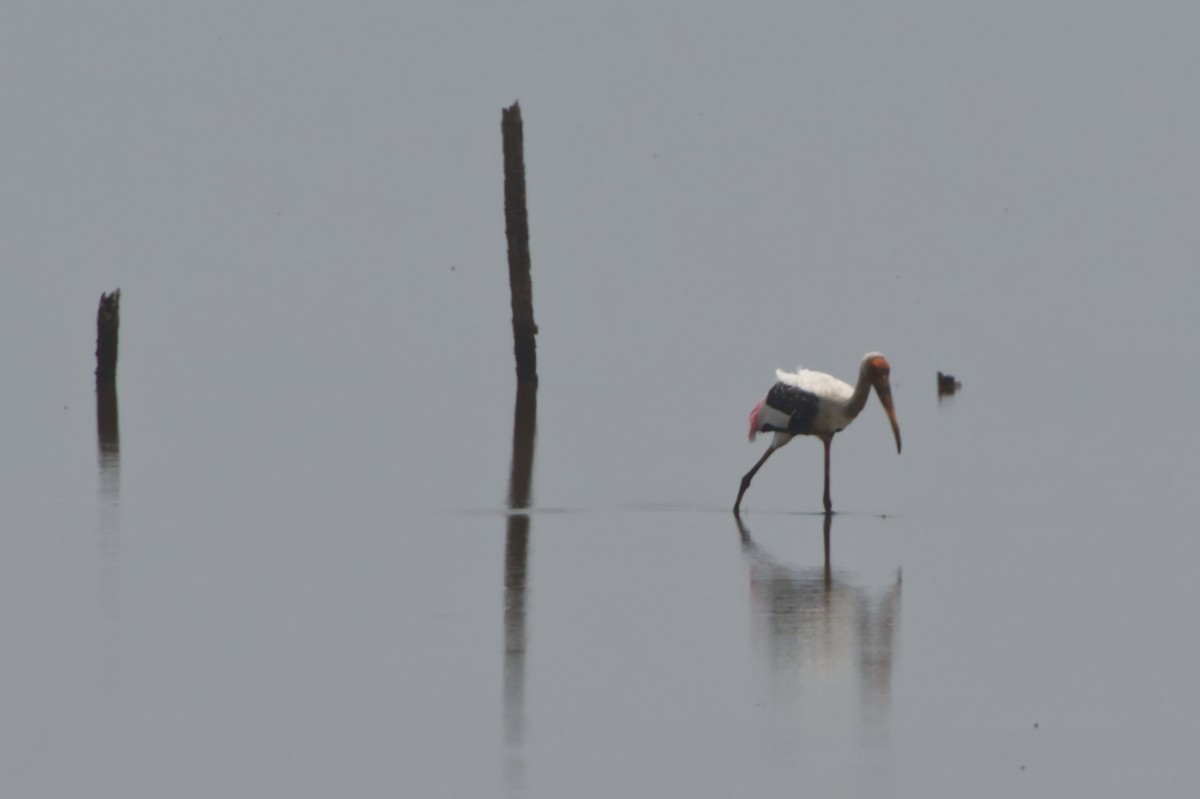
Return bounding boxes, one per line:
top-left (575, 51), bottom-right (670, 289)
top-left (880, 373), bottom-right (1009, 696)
top-left (734, 353), bottom-right (901, 514)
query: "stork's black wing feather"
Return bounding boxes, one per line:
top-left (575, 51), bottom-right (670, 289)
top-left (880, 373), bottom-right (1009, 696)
top-left (764, 381), bottom-right (819, 435)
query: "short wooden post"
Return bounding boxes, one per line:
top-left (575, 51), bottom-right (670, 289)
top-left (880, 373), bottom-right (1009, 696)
top-left (502, 102), bottom-right (538, 385)
top-left (95, 290), bottom-right (121, 385)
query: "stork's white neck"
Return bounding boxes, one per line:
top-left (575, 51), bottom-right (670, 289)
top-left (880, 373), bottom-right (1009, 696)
top-left (842, 357), bottom-right (875, 420)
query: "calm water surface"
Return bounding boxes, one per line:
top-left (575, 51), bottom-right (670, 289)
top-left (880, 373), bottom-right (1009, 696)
top-left (4, 3), bottom-right (1200, 797)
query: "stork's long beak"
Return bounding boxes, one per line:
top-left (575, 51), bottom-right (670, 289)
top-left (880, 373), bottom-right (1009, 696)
top-left (874, 381), bottom-right (902, 454)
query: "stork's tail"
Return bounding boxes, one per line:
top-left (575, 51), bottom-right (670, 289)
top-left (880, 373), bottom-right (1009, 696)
top-left (748, 400), bottom-right (764, 442)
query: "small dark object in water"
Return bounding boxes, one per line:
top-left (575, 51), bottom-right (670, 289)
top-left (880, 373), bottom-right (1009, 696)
top-left (937, 371), bottom-right (961, 396)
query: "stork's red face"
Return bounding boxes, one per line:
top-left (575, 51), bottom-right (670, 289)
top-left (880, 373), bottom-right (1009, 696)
top-left (867, 356), bottom-right (902, 454)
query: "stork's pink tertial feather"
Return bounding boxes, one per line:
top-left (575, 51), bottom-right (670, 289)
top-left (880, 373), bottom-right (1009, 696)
top-left (747, 400), bottom-right (764, 443)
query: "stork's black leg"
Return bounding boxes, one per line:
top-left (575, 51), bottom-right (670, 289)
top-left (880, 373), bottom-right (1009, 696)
top-left (734, 446), bottom-right (776, 513)
top-left (821, 434), bottom-right (833, 514)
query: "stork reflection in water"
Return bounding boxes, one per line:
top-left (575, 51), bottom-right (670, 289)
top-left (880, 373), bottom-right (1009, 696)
top-left (736, 514), bottom-right (902, 731)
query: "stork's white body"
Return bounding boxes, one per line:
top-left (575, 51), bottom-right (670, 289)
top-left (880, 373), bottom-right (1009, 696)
top-left (754, 368), bottom-right (860, 449)
top-left (735, 353), bottom-right (902, 514)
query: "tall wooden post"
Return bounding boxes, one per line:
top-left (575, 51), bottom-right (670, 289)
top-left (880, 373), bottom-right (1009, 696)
top-left (500, 104), bottom-right (539, 787)
top-left (502, 102), bottom-right (538, 385)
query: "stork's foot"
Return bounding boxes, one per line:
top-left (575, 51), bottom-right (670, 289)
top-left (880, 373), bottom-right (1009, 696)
top-left (734, 475), bottom-right (752, 513)
top-left (735, 446), bottom-right (775, 514)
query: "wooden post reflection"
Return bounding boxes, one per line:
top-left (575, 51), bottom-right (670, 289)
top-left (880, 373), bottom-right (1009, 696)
top-left (96, 382), bottom-right (121, 616)
top-left (96, 383), bottom-right (121, 465)
top-left (503, 383), bottom-right (537, 790)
